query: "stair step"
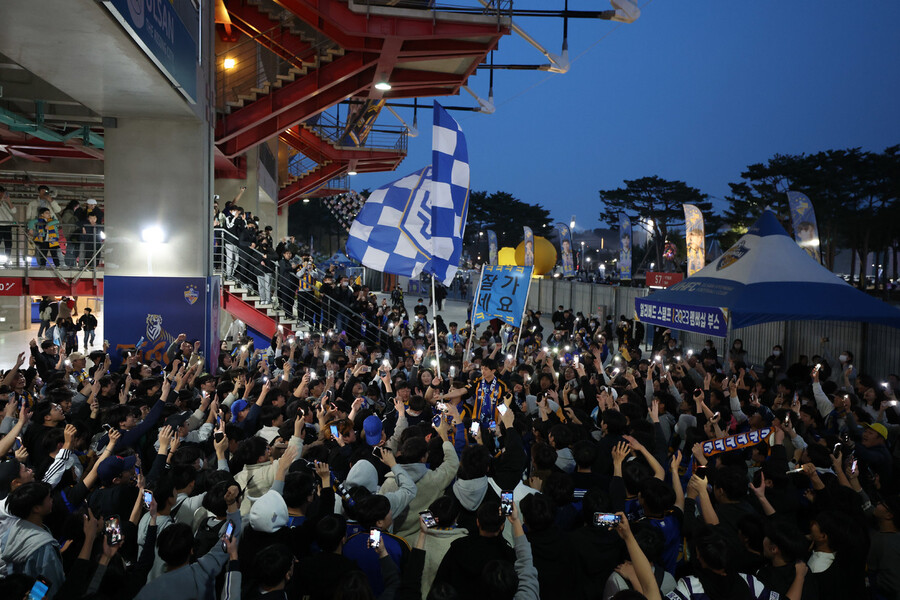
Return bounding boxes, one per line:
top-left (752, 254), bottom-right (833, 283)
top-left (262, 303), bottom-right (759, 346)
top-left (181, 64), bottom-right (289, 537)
top-left (250, 86), bottom-right (270, 95)
top-left (243, 295), bottom-right (261, 301)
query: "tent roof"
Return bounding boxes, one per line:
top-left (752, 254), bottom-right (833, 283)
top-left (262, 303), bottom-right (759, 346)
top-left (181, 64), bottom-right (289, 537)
top-left (635, 210), bottom-right (900, 334)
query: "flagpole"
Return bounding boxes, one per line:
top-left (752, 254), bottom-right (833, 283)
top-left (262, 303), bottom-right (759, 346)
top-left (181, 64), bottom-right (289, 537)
top-left (512, 271), bottom-right (534, 362)
top-left (465, 265), bottom-right (485, 364)
top-left (431, 274), bottom-right (440, 377)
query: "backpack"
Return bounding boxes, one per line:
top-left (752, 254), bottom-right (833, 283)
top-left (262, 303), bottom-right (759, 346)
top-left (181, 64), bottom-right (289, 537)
top-left (193, 517), bottom-right (223, 557)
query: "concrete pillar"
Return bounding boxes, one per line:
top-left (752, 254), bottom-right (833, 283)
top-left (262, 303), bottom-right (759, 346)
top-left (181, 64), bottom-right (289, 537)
top-left (104, 117), bottom-right (213, 277)
top-left (103, 117), bottom-right (220, 368)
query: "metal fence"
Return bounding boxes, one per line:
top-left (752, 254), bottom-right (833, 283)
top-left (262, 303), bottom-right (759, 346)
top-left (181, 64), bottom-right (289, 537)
top-left (529, 278), bottom-right (900, 378)
top-left (213, 228), bottom-right (388, 347)
top-left (0, 220), bottom-right (103, 282)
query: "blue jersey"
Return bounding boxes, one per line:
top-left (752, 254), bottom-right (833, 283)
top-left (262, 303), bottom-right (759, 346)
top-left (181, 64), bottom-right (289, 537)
top-left (640, 508), bottom-right (683, 575)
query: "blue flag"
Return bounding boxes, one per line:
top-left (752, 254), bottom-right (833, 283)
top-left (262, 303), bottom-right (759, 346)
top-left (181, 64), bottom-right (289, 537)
top-left (472, 265), bottom-right (534, 326)
top-left (346, 102), bottom-right (469, 286)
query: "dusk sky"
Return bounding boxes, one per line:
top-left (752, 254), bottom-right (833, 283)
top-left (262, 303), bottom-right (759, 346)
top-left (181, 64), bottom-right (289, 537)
top-left (351, 1), bottom-right (900, 230)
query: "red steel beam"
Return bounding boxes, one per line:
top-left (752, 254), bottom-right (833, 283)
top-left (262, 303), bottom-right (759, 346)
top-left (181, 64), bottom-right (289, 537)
top-left (222, 289), bottom-right (289, 338)
top-left (279, 160), bottom-right (346, 206)
top-left (273, 0), bottom-right (509, 47)
top-left (215, 51), bottom-right (377, 146)
top-left (385, 69), bottom-right (467, 88)
top-left (217, 65), bottom-right (378, 157)
top-left (397, 38), bottom-right (494, 59)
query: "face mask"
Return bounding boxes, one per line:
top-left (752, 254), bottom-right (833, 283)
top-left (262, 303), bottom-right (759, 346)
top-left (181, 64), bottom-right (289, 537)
top-left (772, 350), bottom-right (781, 357)
top-left (839, 354), bottom-right (848, 363)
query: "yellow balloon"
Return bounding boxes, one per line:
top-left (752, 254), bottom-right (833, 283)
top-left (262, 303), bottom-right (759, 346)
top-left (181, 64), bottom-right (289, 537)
top-left (497, 247), bottom-right (517, 266)
top-left (515, 236), bottom-right (557, 276)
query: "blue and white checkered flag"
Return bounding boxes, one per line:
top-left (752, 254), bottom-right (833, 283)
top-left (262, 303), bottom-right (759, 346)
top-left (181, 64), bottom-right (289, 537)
top-left (346, 102), bottom-right (469, 286)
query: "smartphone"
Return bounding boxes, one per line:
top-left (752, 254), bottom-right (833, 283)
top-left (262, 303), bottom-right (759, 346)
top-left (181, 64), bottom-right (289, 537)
top-left (436, 402), bottom-right (448, 412)
top-left (784, 413), bottom-right (790, 425)
top-left (695, 465), bottom-right (708, 478)
top-left (356, 358), bottom-right (363, 365)
top-left (488, 420), bottom-right (497, 430)
top-left (327, 370), bottom-right (334, 378)
top-left (367, 529), bottom-right (382, 549)
top-left (135, 465), bottom-right (141, 477)
top-left (469, 421), bottom-right (480, 437)
top-left (500, 491), bottom-right (514, 515)
top-left (851, 459), bottom-right (858, 474)
top-left (142, 490), bottom-right (153, 509)
top-left (833, 443), bottom-right (842, 458)
top-left (372, 446), bottom-right (383, 458)
top-left (420, 511), bottom-right (438, 528)
top-left (432, 415), bottom-right (443, 427)
top-left (361, 366), bottom-right (371, 373)
top-left (449, 366), bottom-right (457, 377)
top-left (13, 436), bottom-right (22, 451)
top-left (309, 371), bottom-right (318, 380)
top-left (105, 516), bottom-right (123, 546)
top-left (593, 512), bottom-right (622, 527)
top-left (497, 404), bottom-right (508, 416)
top-left (330, 424), bottom-right (340, 439)
top-left (222, 519), bottom-right (235, 551)
top-left (28, 578), bottom-right (49, 600)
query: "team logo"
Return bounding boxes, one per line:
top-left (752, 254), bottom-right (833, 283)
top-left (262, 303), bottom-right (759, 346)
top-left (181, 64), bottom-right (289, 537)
top-left (146, 314), bottom-right (176, 344)
top-left (184, 285), bottom-right (199, 305)
top-left (716, 240), bottom-right (750, 271)
top-left (127, 0), bottom-right (145, 29)
top-left (397, 166), bottom-right (434, 258)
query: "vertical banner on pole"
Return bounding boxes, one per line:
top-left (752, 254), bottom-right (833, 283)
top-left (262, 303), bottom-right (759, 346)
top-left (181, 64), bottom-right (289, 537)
top-left (618, 214), bottom-right (632, 280)
top-left (486, 230), bottom-right (498, 265)
top-left (523, 226), bottom-right (534, 267)
top-left (557, 223), bottom-right (576, 278)
top-left (683, 203), bottom-right (706, 277)
top-left (786, 191), bottom-right (822, 263)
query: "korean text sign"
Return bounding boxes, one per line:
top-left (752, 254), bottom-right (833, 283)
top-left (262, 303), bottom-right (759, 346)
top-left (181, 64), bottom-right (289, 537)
top-left (472, 265), bottom-right (533, 326)
top-left (634, 297), bottom-right (728, 337)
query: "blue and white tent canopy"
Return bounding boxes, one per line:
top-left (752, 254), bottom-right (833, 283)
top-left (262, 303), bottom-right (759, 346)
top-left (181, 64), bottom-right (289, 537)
top-left (635, 210), bottom-right (900, 337)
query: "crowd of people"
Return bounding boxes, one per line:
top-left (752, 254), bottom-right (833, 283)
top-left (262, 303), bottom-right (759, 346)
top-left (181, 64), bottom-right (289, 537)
top-left (0, 287), bottom-right (898, 600)
top-left (0, 185), bottom-right (104, 269)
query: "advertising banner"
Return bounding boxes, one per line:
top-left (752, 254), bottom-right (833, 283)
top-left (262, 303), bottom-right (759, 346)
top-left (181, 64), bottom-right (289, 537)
top-left (635, 296), bottom-right (728, 337)
top-left (486, 230), bottom-right (498, 265)
top-left (683, 203), bottom-right (706, 276)
top-left (523, 226), bottom-right (534, 267)
top-left (786, 191), bottom-right (822, 263)
top-left (105, 275), bottom-right (214, 369)
top-left (556, 223), bottom-right (576, 277)
top-left (619, 214), bottom-right (632, 280)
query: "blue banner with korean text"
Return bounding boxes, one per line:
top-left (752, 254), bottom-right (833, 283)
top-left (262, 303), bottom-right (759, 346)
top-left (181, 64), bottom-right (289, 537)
top-left (473, 265), bottom-right (534, 326)
top-left (634, 296), bottom-right (729, 337)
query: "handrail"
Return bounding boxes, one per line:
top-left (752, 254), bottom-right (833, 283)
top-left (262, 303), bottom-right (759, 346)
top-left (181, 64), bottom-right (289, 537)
top-left (0, 220), bottom-right (102, 275)
top-left (213, 228), bottom-right (386, 347)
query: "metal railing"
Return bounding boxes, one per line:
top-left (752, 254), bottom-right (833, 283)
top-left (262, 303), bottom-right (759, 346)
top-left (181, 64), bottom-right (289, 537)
top-left (213, 228), bottom-right (386, 347)
top-left (304, 110), bottom-right (408, 152)
top-left (215, 23), bottom-right (340, 112)
top-left (0, 221), bottom-right (104, 280)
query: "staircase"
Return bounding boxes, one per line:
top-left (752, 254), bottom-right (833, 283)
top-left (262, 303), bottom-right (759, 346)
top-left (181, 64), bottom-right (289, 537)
top-left (278, 110), bottom-right (407, 204)
top-left (214, 228), bottom-right (389, 344)
top-left (214, 0), bottom-right (510, 176)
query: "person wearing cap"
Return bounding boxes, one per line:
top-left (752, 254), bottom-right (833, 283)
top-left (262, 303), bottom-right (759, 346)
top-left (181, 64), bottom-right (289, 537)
top-left (75, 196), bottom-right (103, 225)
top-left (846, 415), bottom-right (893, 486)
top-left (77, 307), bottom-right (98, 350)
